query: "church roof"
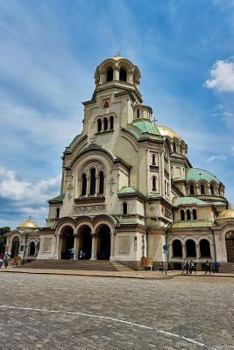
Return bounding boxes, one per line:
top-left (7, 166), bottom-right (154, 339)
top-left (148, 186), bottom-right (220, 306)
top-left (158, 125), bottom-right (181, 139)
top-left (217, 209), bottom-right (234, 220)
top-left (48, 194), bottom-right (65, 204)
top-left (173, 196), bottom-right (208, 207)
top-left (17, 218), bottom-right (39, 231)
top-left (132, 119), bottom-right (161, 136)
top-left (186, 168), bottom-right (220, 183)
top-left (119, 186), bottom-right (137, 194)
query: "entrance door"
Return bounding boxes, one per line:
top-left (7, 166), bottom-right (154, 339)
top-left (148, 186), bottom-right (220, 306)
top-left (78, 226), bottom-right (92, 259)
top-left (61, 226), bottom-right (74, 259)
top-left (97, 225), bottom-right (111, 260)
top-left (226, 231), bottom-right (234, 262)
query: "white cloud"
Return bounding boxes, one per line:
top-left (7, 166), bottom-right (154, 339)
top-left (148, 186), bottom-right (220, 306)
top-left (0, 166), bottom-right (60, 203)
top-left (205, 58), bottom-right (234, 92)
top-left (207, 154), bottom-right (227, 162)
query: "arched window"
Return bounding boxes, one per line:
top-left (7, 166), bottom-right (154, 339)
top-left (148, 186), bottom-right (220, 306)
top-left (210, 184), bottom-right (214, 195)
top-left (192, 209), bottom-right (197, 220)
top-left (99, 171), bottom-right (104, 195)
top-left (106, 67), bottom-right (113, 82)
top-left (186, 239), bottom-right (196, 257)
top-left (123, 202), bottom-right (128, 215)
top-left (137, 108), bottom-right (140, 118)
top-left (103, 117), bottom-right (108, 131)
top-left (110, 116), bottom-right (114, 130)
top-left (97, 119), bottom-right (102, 132)
top-left (180, 210), bottom-right (185, 221)
top-left (172, 240), bottom-right (182, 257)
top-left (200, 239), bottom-right (211, 257)
top-left (186, 209), bottom-right (191, 221)
top-left (152, 154), bottom-right (156, 165)
top-left (119, 68), bottom-right (127, 81)
top-left (81, 173), bottom-right (87, 196)
top-left (28, 241), bottom-right (35, 256)
top-left (173, 142), bottom-right (176, 152)
top-left (152, 176), bottom-right (157, 191)
top-left (201, 184), bottom-right (205, 194)
top-left (90, 168), bottom-right (96, 195)
top-left (56, 208), bottom-right (60, 219)
top-left (190, 184), bottom-right (194, 195)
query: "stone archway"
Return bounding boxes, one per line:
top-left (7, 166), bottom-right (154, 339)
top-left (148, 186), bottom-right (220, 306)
top-left (11, 236), bottom-right (20, 258)
top-left (60, 226), bottom-right (74, 260)
top-left (96, 224), bottom-right (111, 260)
top-left (78, 225), bottom-right (92, 260)
top-left (226, 231), bottom-right (234, 263)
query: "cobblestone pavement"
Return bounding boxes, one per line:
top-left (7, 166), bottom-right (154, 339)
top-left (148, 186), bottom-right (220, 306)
top-left (0, 273), bottom-right (233, 350)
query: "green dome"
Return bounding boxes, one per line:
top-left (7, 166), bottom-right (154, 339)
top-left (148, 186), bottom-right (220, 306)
top-left (119, 186), bottom-right (136, 194)
top-left (132, 119), bottom-right (160, 136)
top-left (186, 168), bottom-right (220, 183)
top-left (173, 197), bottom-right (207, 207)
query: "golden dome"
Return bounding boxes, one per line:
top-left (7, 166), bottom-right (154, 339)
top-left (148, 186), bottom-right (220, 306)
top-left (112, 55), bottom-right (124, 61)
top-left (17, 218), bottom-right (39, 231)
top-left (158, 125), bottom-right (181, 139)
top-left (217, 209), bottom-right (234, 220)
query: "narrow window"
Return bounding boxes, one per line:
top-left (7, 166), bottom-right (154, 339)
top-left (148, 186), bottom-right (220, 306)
top-left (56, 208), bottom-right (60, 219)
top-left (99, 171), bottom-right (104, 195)
top-left (210, 185), bottom-right (214, 195)
top-left (137, 108), bottom-right (140, 118)
top-left (123, 202), bottom-right (128, 215)
top-left (106, 67), bottom-right (113, 82)
top-left (104, 117), bottom-right (108, 131)
top-left (186, 209), bottom-right (191, 221)
top-left (152, 176), bottom-right (156, 191)
top-left (81, 173), bottom-right (87, 196)
top-left (190, 184), bottom-right (194, 195)
top-left (152, 154), bottom-right (156, 165)
top-left (119, 68), bottom-right (127, 81)
top-left (200, 239), bottom-right (211, 257)
top-left (180, 210), bottom-right (185, 221)
top-left (110, 116), bottom-right (114, 130)
top-left (90, 168), bottom-right (96, 195)
top-left (173, 142), bottom-right (176, 152)
top-left (97, 119), bottom-right (102, 132)
top-left (201, 184), bottom-right (205, 194)
top-left (186, 239), bottom-right (196, 257)
top-left (172, 240), bottom-right (182, 257)
top-left (192, 209), bottom-right (197, 220)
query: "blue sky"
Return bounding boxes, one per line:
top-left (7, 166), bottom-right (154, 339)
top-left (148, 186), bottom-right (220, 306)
top-left (0, 0), bottom-right (234, 229)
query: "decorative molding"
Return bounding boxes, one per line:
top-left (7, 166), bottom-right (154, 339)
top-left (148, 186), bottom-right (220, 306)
top-left (74, 204), bottom-right (106, 215)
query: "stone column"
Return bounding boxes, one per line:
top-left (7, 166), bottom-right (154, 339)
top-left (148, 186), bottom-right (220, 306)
top-left (110, 233), bottom-right (115, 261)
top-left (182, 244), bottom-right (186, 259)
top-left (73, 234), bottom-right (78, 260)
top-left (196, 243), bottom-right (200, 260)
top-left (90, 233), bottom-right (97, 260)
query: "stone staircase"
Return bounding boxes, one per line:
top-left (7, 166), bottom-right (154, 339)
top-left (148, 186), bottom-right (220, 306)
top-left (220, 263), bottom-right (234, 273)
top-left (19, 259), bottom-right (132, 272)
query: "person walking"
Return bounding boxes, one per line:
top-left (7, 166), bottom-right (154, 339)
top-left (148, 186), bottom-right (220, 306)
top-left (189, 260), bottom-right (194, 274)
top-left (185, 261), bottom-right (189, 274)
top-left (205, 260), bottom-right (210, 275)
top-left (3, 253), bottom-right (8, 269)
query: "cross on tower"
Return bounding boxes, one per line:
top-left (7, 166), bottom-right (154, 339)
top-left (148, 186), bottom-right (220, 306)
top-left (114, 50), bottom-right (121, 57)
top-left (153, 116), bottom-right (158, 125)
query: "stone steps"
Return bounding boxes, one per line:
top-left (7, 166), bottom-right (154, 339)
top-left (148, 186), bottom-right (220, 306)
top-left (220, 263), bottom-right (234, 273)
top-left (19, 259), bottom-right (119, 271)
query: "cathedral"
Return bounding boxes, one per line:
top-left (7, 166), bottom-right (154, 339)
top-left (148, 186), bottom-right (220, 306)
top-left (6, 56), bottom-right (234, 270)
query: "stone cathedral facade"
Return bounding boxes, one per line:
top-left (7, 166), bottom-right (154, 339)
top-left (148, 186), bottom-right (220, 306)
top-left (7, 56), bottom-right (234, 269)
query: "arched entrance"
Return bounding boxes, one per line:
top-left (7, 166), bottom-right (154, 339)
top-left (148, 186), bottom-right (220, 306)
top-left (11, 236), bottom-right (20, 258)
top-left (60, 226), bottom-right (74, 259)
top-left (28, 241), bottom-right (36, 256)
top-left (96, 224), bottom-right (111, 260)
top-left (226, 231), bottom-right (234, 262)
top-left (172, 239), bottom-right (182, 257)
top-left (78, 225), bottom-right (92, 260)
top-left (186, 239), bottom-right (196, 257)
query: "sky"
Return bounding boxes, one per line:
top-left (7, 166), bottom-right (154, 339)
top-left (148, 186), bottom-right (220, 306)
top-left (0, 0), bottom-right (234, 229)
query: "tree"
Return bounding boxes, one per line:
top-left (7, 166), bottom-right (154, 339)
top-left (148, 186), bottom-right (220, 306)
top-left (0, 227), bottom-right (10, 254)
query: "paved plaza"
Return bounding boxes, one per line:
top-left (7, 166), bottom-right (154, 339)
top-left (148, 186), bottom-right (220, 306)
top-left (0, 273), bottom-right (233, 350)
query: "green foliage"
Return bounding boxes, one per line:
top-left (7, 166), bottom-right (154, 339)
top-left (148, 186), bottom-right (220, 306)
top-left (0, 227), bottom-right (10, 254)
